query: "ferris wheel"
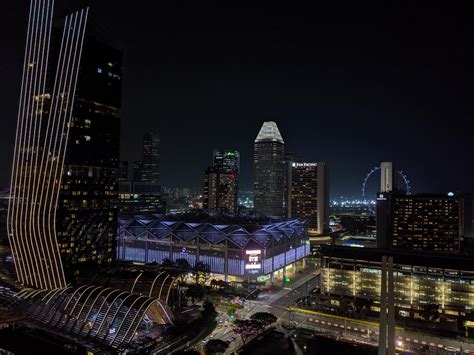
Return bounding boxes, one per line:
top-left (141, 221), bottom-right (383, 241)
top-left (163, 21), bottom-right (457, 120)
top-left (361, 166), bottom-right (412, 201)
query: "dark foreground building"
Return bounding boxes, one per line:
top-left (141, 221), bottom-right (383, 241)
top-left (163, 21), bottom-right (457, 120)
top-left (7, 2), bottom-right (122, 288)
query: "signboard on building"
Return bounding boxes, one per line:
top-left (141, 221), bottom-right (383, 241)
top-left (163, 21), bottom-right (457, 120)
top-left (245, 250), bottom-right (261, 271)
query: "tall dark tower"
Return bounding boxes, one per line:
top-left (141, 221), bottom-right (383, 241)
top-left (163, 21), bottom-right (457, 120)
top-left (58, 35), bottom-right (123, 280)
top-left (141, 132), bottom-right (160, 182)
top-left (253, 121), bottom-right (285, 217)
top-left (7, 1), bottom-right (122, 288)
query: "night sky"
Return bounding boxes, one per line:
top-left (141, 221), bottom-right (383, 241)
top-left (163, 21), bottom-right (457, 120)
top-left (1, 1), bottom-right (473, 198)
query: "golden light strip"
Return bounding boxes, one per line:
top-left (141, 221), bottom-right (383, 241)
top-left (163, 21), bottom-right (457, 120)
top-left (7, 0), bottom-right (36, 286)
top-left (8, 1), bottom-right (89, 289)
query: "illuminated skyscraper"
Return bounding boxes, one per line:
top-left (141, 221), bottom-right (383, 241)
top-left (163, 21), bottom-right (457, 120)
top-left (203, 167), bottom-right (237, 213)
top-left (212, 149), bottom-right (240, 209)
top-left (287, 162), bottom-right (329, 235)
top-left (141, 132), bottom-right (160, 182)
top-left (380, 161), bottom-right (394, 193)
top-left (213, 149), bottom-right (240, 176)
top-left (7, 2), bottom-right (122, 288)
top-left (253, 121), bottom-right (285, 217)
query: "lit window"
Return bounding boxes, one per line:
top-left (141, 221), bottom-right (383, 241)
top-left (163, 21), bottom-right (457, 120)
top-left (84, 135), bottom-right (91, 141)
top-left (97, 68), bottom-right (102, 73)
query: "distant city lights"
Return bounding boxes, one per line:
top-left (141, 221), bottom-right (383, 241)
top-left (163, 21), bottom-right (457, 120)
top-left (330, 199), bottom-right (376, 206)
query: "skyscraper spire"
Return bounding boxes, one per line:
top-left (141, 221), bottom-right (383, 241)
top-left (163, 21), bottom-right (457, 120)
top-left (255, 121), bottom-right (284, 144)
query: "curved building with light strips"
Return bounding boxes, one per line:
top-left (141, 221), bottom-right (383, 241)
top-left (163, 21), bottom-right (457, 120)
top-left (16, 285), bottom-right (173, 351)
top-left (7, 0), bottom-right (122, 289)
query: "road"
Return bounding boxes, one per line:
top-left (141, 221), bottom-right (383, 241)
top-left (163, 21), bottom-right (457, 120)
top-left (194, 269), bottom-right (320, 353)
top-left (191, 268), bottom-right (474, 354)
top-left (281, 307), bottom-right (474, 354)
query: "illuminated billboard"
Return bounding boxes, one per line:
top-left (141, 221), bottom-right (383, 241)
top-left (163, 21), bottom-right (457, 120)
top-left (245, 249), bottom-right (261, 271)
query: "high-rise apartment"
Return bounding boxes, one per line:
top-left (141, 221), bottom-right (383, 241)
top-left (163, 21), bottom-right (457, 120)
top-left (253, 121), bottom-right (285, 217)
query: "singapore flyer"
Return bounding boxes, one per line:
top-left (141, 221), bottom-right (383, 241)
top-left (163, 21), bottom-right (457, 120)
top-left (361, 166), bottom-right (412, 202)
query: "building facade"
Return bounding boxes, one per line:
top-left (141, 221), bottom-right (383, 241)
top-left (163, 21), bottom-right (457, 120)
top-left (117, 213), bottom-right (310, 282)
top-left (380, 161), bottom-right (394, 193)
top-left (203, 149), bottom-right (240, 213)
top-left (254, 121), bottom-right (285, 217)
top-left (319, 245), bottom-right (474, 334)
top-left (377, 192), bottom-right (467, 252)
top-left (141, 132), bottom-right (160, 182)
top-left (213, 149), bottom-right (240, 176)
top-left (7, 2), bottom-right (122, 288)
top-left (203, 167), bottom-right (237, 213)
top-left (287, 162), bottom-right (329, 235)
top-left (58, 36), bottom-right (122, 281)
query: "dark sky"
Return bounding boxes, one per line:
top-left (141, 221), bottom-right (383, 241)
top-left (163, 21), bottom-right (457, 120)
top-left (1, 1), bottom-right (473, 198)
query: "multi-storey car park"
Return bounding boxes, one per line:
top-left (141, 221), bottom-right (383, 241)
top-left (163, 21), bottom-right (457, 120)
top-left (317, 245), bottom-right (474, 337)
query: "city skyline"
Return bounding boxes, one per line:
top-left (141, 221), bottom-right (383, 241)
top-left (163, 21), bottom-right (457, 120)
top-left (1, 2), bottom-right (474, 354)
top-left (1, 2), bottom-right (473, 199)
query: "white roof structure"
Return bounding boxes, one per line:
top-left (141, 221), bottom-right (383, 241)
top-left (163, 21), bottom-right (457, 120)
top-left (255, 121), bottom-right (284, 144)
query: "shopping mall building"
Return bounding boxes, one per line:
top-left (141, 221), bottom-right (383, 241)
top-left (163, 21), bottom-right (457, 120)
top-left (117, 212), bottom-right (310, 283)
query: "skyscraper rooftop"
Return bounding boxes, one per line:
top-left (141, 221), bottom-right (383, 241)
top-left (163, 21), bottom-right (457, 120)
top-left (255, 121), bottom-right (284, 144)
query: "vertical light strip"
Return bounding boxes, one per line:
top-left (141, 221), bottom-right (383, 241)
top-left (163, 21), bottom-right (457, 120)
top-left (40, 11), bottom-right (72, 289)
top-left (26, 0), bottom-right (48, 289)
top-left (7, 0), bottom-right (36, 286)
top-left (50, 9), bottom-right (82, 286)
top-left (52, 9), bottom-right (88, 287)
top-left (31, 0), bottom-right (54, 290)
top-left (16, 0), bottom-right (41, 287)
top-left (42, 12), bottom-right (75, 289)
top-left (8, 1), bottom-right (90, 289)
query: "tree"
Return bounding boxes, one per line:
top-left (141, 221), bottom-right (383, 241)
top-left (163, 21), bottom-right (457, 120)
top-left (193, 261), bottom-right (210, 285)
top-left (185, 284), bottom-right (205, 304)
top-left (421, 303), bottom-right (440, 322)
top-left (176, 258), bottom-right (191, 270)
top-left (204, 339), bottom-right (229, 354)
top-left (354, 298), bottom-right (371, 316)
top-left (203, 300), bottom-right (217, 317)
top-left (232, 319), bottom-right (263, 344)
top-left (161, 258), bottom-right (175, 268)
top-left (216, 280), bottom-right (228, 290)
top-left (250, 312), bottom-right (277, 327)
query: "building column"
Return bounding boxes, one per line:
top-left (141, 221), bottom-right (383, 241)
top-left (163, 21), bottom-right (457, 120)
top-left (387, 256), bottom-right (395, 355)
top-left (378, 255), bottom-right (387, 355)
top-left (224, 240), bottom-right (228, 283)
top-left (169, 237), bottom-right (173, 260)
top-left (145, 238), bottom-right (148, 263)
top-left (379, 255), bottom-right (395, 355)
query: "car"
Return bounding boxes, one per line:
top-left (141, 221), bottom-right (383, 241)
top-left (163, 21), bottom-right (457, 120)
top-left (444, 346), bottom-right (459, 353)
